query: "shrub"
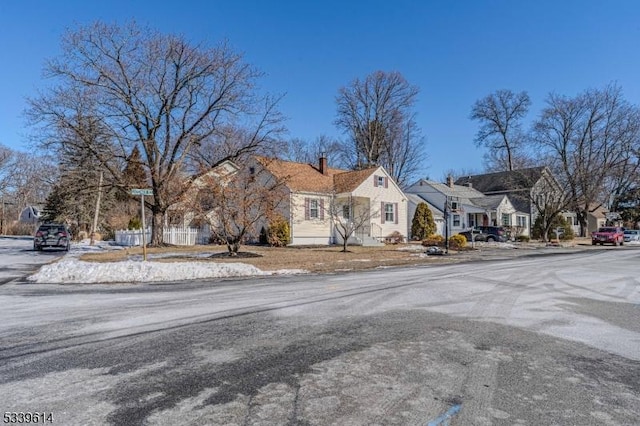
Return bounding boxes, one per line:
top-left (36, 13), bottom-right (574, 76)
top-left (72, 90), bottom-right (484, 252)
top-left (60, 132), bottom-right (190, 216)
top-left (385, 231), bottom-right (405, 244)
top-left (267, 217), bottom-right (290, 247)
top-left (127, 216), bottom-right (143, 230)
top-left (516, 235), bottom-right (530, 242)
top-left (532, 214), bottom-right (575, 240)
top-left (448, 234), bottom-right (467, 249)
top-left (422, 234), bottom-right (444, 247)
top-left (411, 202), bottom-right (436, 240)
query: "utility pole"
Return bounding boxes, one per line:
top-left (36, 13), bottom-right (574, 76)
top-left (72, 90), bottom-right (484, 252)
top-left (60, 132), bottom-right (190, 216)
top-left (1, 197), bottom-right (4, 235)
top-left (444, 198), bottom-right (449, 254)
top-left (90, 171), bottom-right (104, 245)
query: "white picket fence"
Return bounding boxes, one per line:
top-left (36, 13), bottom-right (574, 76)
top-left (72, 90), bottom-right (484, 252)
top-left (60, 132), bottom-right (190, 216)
top-left (115, 227), bottom-right (210, 246)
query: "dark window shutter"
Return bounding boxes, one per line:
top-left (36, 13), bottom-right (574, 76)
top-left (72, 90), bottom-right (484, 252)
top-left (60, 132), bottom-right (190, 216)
top-left (374, 175), bottom-right (378, 187)
top-left (305, 198), bottom-right (310, 220)
top-left (394, 203), bottom-right (399, 224)
top-left (384, 177), bottom-right (388, 188)
top-left (381, 202), bottom-right (385, 224)
top-left (319, 199), bottom-right (324, 220)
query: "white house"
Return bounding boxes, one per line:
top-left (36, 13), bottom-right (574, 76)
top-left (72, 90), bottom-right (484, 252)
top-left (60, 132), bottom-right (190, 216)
top-left (255, 156), bottom-right (408, 245)
top-left (181, 156), bottom-right (409, 246)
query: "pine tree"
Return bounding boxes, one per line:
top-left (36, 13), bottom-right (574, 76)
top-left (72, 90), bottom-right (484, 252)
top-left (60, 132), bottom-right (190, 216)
top-left (411, 202), bottom-right (436, 240)
top-left (41, 184), bottom-right (68, 223)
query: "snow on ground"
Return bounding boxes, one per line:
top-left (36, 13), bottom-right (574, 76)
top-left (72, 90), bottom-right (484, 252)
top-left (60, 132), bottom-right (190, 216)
top-left (1, 237), bottom-right (307, 284)
top-left (28, 259), bottom-right (279, 284)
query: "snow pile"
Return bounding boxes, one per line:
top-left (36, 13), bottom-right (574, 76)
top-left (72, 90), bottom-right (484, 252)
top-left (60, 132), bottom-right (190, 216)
top-left (28, 259), bottom-right (307, 284)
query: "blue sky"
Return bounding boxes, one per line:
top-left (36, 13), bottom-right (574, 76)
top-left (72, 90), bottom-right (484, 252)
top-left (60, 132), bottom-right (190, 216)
top-left (1, 0), bottom-right (639, 180)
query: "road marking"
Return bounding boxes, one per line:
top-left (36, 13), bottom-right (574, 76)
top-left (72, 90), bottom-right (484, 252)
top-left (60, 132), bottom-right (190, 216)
top-left (427, 403), bottom-right (462, 426)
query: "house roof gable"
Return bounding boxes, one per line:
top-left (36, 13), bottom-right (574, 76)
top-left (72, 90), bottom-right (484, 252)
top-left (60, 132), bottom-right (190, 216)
top-left (454, 167), bottom-right (548, 193)
top-left (256, 157), bottom-right (399, 196)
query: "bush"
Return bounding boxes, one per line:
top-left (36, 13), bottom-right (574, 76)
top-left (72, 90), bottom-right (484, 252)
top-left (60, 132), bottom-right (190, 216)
top-left (267, 217), bottom-right (290, 247)
top-left (411, 202), bottom-right (436, 240)
top-left (127, 216), bottom-right (143, 230)
top-left (422, 234), bottom-right (444, 247)
top-left (385, 231), bottom-right (405, 244)
top-left (516, 235), bottom-right (530, 242)
top-left (532, 214), bottom-right (574, 240)
top-left (448, 234), bottom-right (467, 249)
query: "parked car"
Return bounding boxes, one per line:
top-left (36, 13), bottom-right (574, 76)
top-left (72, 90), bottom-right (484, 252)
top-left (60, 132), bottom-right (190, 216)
top-left (458, 226), bottom-right (508, 243)
top-left (34, 223), bottom-right (72, 251)
top-left (623, 229), bottom-right (640, 243)
top-left (591, 226), bottom-right (624, 246)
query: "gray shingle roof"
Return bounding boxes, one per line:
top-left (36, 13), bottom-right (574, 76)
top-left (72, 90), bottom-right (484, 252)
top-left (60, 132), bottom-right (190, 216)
top-left (454, 167), bottom-right (547, 193)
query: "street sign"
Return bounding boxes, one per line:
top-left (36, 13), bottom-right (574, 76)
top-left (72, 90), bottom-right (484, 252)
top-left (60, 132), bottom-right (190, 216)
top-left (130, 188), bottom-right (153, 196)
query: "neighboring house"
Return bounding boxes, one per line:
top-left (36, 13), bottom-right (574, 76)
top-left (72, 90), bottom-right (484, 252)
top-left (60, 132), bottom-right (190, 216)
top-left (19, 205), bottom-right (41, 224)
top-left (406, 194), bottom-right (445, 238)
top-left (254, 156), bottom-right (408, 246)
top-left (182, 156), bottom-right (408, 246)
top-left (404, 176), bottom-right (524, 237)
top-left (455, 167), bottom-right (565, 237)
top-left (564, 204), bottom-right (608, 236)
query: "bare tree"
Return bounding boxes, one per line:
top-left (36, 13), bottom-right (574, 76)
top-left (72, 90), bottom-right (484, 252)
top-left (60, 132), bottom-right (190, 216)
top-left (0, 144), bottom-right (14, 196)
top-left (470, 89), bottom-right (531, 171)
top-left (4, 151), bottom-right (53, 214)
top-left (533, 84), bottom-right (640, 236)
top-left (192, 163), bottom-right (288, 256)
top-left (27, 21), bottom-right (284, 245)
top-left (328, 195), bottom-right (378, 252)
top-left (285, 135), bottom-right (346, 166)
top-left (335, 70), bottom-right (426, 185)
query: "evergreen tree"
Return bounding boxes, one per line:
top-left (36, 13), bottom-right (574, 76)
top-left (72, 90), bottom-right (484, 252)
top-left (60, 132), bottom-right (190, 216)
top-left (411, 202), bottom-right (436, 240)
top-left (41, 184), bottom-right (68, 223)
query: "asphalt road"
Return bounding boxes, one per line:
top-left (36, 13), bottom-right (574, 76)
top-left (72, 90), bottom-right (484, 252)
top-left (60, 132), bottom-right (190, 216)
top-left (1, 248), bottom-right (639, 425)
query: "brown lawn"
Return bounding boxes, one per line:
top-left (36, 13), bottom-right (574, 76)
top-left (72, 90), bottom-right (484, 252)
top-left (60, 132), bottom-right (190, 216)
top-left (78, 238), bottom-right (592, 274)
top-left (79, 243), bottom-right (462, 273)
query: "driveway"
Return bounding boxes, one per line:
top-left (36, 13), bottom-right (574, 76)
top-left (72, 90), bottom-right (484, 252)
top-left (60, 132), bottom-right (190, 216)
top-left (0, 248), bottom-right (638, 425)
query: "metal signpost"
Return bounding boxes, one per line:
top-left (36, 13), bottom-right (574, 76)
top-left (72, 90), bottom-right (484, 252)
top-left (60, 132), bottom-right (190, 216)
top-left (130, 188), bottom-right (153, 261)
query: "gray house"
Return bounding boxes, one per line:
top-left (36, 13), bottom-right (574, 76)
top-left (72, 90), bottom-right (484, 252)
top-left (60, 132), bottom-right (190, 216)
top-left (455, 167), bottom-right (561, 237)
top-left (405, 176), bottom-right (526, 237)
top-left (19, 206), bottom-right (41, 224)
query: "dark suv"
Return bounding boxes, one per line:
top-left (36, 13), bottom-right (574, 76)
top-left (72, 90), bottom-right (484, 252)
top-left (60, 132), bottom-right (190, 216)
top-left (34, 223), bottom-right (72, 251)
top-left (459, 226), bottom-right (508, 243)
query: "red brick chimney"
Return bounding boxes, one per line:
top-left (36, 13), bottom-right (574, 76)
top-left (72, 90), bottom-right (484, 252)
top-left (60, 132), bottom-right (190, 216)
top-left (319, 153), bottom-right (328, 175)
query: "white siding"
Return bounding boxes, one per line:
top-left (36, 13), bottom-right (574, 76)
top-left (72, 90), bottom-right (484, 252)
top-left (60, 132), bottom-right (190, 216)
top-left (289, 192), bottom-right (333, 245)
top-left (351, 167), bottom-right (408, 240)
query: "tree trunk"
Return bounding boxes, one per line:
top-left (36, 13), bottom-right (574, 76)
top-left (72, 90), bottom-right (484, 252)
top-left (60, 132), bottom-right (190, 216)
top-left (150, 207), bottom-right (165, 246)
top-left (577, 212), bottom-right (588, 238)
top-left (227, 239), bottom-right (240, 256)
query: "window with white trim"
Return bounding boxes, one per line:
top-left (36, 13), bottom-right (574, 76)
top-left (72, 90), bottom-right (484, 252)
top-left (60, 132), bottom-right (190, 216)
top-left (377, 175), bottom-right (385, 187)
top-left (502, 213), bottom-right (511, 226)
top-left (385, 203), bottom-right (394, 222)
top-left (451, 201), bottom-right (458, 211)
top-left (516, 215), bottom-right (527, 227)
top-left (309, 199), bottom-right (319, 219)
top-left (453, 214), bottom-right (461, 227)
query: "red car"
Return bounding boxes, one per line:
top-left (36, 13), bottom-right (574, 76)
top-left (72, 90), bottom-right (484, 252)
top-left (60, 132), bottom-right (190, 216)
top-left (591, 226), bottom-right (624, 246)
